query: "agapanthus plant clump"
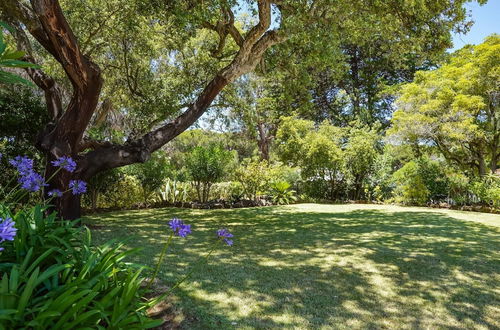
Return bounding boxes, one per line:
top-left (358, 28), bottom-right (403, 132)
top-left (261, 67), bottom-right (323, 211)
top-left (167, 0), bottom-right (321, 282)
top-left (1, 154), bottom-right (236, 327)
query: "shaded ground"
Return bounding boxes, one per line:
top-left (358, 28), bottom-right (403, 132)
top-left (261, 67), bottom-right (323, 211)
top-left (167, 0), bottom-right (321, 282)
top-left (84, 204), bottom-right (500, 329)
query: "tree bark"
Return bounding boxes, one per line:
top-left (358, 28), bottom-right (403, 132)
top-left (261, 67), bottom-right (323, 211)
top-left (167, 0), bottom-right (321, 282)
top-left (257, 122), bottom-right (271, 161)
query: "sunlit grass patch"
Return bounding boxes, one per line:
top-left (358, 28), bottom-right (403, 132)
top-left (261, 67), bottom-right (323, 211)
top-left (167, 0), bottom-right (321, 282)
top-left (85, 204), bottom-right (500, 329)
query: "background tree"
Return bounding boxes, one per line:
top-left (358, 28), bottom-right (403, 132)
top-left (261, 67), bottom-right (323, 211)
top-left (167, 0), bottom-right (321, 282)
top-left (344, 124), bottom-right (380, 199)
top-left (390, 35), bottom-right (500, 176)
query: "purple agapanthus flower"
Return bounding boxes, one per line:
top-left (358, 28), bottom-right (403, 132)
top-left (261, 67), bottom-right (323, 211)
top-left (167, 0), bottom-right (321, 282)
top-left (217, 228), bottom-right (234, 246)
top-left (9, 156), bottom-right (34, 176)
top-left (0, 217), bottom-right (17, 246)
top-left (69, 180), bottom-right (87, 195)
top-left (168, 218), bottom-right (191, 238)
top-left (19, 171), bottom-right (47, 192)
top-left (178, 224), bottom-right (191, 237)
top-left (51, 156), bottom-right (77, 173)
top-left (48, 189), bottom-right (63, 197)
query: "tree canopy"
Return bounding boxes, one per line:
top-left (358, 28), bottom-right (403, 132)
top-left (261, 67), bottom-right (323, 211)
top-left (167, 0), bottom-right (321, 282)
top-left (391, 34), bottom-right (500, 175)
top-left (0, 0), bottom-right (487, 218)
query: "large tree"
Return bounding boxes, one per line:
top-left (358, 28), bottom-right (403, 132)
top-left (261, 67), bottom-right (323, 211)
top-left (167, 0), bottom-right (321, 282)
top-left (0, 0), bottom-right (482, 218)
top-left (391, 35), bottom-right (499, 176)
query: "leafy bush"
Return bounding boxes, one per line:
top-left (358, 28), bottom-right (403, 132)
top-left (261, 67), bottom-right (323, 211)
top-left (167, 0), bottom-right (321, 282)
top-left (471, 174), bottom-right (500, 208)
top-left (446, 171), bottom-right (470, 205)
top-left (83, 168), bottom-right (123, 211)
top-left (127, 153), bottom-right (171, 205)
top-left (234, 158), bottom-right (271, 201)
top-left (415, 157), bottom-right (448, 200)
top-left (97, 174), bottom-right (143, 209)
top-left (392, 161), bottom-right (430, 205)
top-left (269, 181), bottom-right (297, 205)
top-left (186, 145), bottom-right (235, 203)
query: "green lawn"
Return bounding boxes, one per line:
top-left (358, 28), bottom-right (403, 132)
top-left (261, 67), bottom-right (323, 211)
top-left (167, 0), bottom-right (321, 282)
top-left (84, 204), bottom-right (500, 329)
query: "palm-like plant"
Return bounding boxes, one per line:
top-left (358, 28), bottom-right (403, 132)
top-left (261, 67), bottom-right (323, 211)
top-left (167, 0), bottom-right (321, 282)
top-left (269, 181), bottom-right (297, 205)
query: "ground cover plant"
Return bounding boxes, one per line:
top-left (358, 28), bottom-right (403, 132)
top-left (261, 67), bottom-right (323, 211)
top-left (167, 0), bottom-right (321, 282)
top-left (85, 204), bottom-right (500, 329)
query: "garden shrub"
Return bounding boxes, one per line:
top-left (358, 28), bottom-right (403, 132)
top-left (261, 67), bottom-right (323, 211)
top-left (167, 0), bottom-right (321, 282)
top-left (234, 158), bottom-right (271, 201)
top-left (98, 174), bottom-right (143, 209)
top-left (127, 153), bottom-right (171, 205)
top-left (186, 145), bottom-right (236, 203)
top-left (471, 174), bottom-right (500, 208)
top-left (415, 157), bottom-right (449, 200)
top-left (392, 161), bottom-right (430, 205)
top-left (446, 171), bottom-right (471, 205)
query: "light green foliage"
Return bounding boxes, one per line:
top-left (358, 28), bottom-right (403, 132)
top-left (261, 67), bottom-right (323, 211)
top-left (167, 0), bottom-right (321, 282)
top-left (209, 181), bottom-right (245, 202)
top-left (446, 171), bottom-right (471, 204)
top-left (0, 22), bottom-right (38, 85)
top-left (99, 174), bottom-right (143, 209)
top-left (267, 163), bottom-right (301, 188)
top-left (471, 174), bottom-right (500, 208)
top-left (392, 161), bottom-right (430, 205)
top-left (276, 117), bottom-right (382, 200)
top-left (234, 158), bottom-right (271, 201)
top-left (186, 145), bottom-right (235, 203)
top-left (275, 116), bottom-right (314, 166)
top-left (344, 124), bottom-right (380, 199)
top-left (391, 35), bottom-right (500, 175)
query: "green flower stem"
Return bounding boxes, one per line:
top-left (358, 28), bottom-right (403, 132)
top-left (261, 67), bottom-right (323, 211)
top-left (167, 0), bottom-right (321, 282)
top-left (151, 239), bottom-right (222, 304)
top-left (146, 232), bottom-right (174, 291)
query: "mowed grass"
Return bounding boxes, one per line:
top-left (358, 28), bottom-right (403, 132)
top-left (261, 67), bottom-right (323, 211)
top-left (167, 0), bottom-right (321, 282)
top-left (84, 204), bottom-right (500, 329)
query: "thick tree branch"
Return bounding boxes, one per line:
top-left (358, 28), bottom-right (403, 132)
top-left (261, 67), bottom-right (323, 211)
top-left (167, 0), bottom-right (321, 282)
top-left (80, 3), bottom-right (286, 178)
top-left (30, 0), bottom-right (102, 155)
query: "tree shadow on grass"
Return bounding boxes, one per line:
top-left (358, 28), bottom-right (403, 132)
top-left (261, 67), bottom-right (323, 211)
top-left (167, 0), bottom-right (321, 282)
top-left (85, 206), bottom-right (500, 329)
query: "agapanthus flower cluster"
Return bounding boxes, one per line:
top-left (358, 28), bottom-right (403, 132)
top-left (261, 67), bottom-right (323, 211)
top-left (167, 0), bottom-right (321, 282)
top-left (69, 180), bottom-right (87, 195)
top-left (169, 217), bottom-right (191, 237)
top-left (6, 155), bottom-right (87, 196)
top-left (19, 171), bottom-right (48, 192)
top-left (9, 156), bottom-right (34, 176)
top-left (51, 156), bottom-right (77, 173)
top-left (9, 156), bottom-right (47, 192)
top-left (48, 189), bottom-right (63, 197)
top-left (217, 228), bottom-right (233, 246)
top-left (0, 217), bottom-right (17, 251)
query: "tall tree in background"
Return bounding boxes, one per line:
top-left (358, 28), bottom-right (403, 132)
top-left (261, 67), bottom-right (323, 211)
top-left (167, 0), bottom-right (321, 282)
top-left (391, 35), bottom-right (499, 176)
top-left (0, 0), bottom-right (483, 218)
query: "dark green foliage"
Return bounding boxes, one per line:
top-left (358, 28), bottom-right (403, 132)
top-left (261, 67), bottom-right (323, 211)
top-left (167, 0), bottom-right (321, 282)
top-left (186, 144), bottom-right (235, 203)
top-left (83, 168), bottom-right (124, 211)
top-left (0, 87), bottom-right (48, 198)
top-left (127, 152), bottom-right (171, 204)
